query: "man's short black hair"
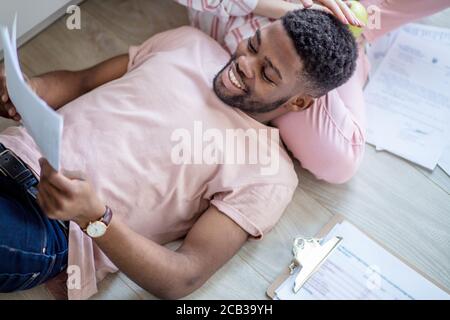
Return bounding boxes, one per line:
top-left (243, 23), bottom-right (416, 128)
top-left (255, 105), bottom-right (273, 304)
top-left (282, 9), bottom-right (358, 96)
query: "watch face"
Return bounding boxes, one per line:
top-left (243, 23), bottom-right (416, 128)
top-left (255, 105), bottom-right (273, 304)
top-left (87, 221), bottom-right (107, 238)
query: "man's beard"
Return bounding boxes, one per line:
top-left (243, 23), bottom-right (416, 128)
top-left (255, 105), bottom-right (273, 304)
top-left (213, 58), bottom-right (288, 114)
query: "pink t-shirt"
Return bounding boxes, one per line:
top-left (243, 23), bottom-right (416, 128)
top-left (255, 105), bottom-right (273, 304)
top-left (0, 27), bottom-right (298, 299)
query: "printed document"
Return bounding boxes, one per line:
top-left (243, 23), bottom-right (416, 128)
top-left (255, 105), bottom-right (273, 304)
top-left (364, 31), bottom-right (450, 170)
top-left (366, 24), bottom-right (450, 173)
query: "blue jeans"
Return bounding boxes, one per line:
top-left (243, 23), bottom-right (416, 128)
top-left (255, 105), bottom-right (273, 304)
top-left (0, 174), bottom-right (68, 293)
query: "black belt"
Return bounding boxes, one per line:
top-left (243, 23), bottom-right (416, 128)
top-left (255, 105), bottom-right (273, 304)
top-left (0, 143), bottom-right (69, 235)
top-left (0, 143), bottom-right (39, 199)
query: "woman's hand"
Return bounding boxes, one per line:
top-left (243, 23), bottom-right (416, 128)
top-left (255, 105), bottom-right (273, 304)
top-left (37, 158), bottom-right (106, 228)
top-left (309, 0), bottom-right (365, 27)
top-left (0, 64), bottom-right (40, 121)
top-left (254, 0), bottom-right (364, 27)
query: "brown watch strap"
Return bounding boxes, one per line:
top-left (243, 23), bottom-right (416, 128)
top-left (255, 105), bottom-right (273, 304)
top-left (101, 206), bottom-right (113, 226)
top-left (83, 206), bottom-right (113, 233)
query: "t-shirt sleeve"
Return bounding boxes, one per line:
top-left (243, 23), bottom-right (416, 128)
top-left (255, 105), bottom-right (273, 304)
top-left (128, 26), bottom-right (219, 71)
top-left (128, 37), bottom-right (156, 72)
top-left (210, 183), bottom-right (296, 239)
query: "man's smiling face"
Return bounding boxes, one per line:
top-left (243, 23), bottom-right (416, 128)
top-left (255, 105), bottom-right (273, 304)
top-left (213, 21), bottom-right (304, 114)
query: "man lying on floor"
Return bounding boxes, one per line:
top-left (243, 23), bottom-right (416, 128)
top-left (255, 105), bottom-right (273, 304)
top-left (0, 9), bottom-right (356, 299)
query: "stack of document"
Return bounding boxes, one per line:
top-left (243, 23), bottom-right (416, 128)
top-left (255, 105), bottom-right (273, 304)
top-left (273, 220), bottom-right (450, 300)
top-left (365, 24), bottom-right (450, 175)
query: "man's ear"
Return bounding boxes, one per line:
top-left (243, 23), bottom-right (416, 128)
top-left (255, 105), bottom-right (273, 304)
top-left (284, 95), bottom-right (315, 112)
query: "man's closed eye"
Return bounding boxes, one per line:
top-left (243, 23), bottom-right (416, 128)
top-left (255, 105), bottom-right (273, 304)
top-left (262, 68), bottom-right (276, 86)
top-left (248, 38), bottom-right (257, 54)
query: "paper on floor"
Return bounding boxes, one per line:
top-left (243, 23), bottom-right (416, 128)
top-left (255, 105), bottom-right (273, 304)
top-left (0, 17), bottom-right (63, 170)
top-left (367, 23), bottom-right (450, 77)
top-left (439, 145), bottom-right (450, 176)
top-left (274, 221), bottom-right (450, 300)
top-left (366, 24), bottom-right (450, 172)
top-left (364, 31), bottom-right (450, 170)
top-left (366, 30), bottom-right (399, 79)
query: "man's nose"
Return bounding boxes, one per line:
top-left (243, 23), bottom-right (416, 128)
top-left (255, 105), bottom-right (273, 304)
top-left (236, 55), bottom-right (255, 79)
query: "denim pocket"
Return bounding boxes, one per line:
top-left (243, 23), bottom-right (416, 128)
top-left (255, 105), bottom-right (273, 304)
top-left (0, 272), bottom-right (41, 293)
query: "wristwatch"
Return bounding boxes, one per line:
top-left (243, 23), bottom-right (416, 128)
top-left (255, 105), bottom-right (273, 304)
top-left (83, 206), bottom-right (113, 238)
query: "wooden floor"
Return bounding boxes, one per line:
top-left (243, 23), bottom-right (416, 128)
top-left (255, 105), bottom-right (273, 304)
top-left (0, 0), bottom-right (449, 300)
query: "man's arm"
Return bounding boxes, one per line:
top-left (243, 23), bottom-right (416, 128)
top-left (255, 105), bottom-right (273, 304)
top-left (95, 205), bottom-right (249, 299)
top-left (0, 54), bottom-right (129, 120)
top-left (37, 159), bottom-right (249, 299)
top-left (33, 54), bottom-right (129, 110)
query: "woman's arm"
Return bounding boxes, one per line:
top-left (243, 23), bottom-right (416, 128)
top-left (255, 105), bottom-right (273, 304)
top-left (175, 0), bottom-right (363, 25)
top-left (255, 0), bottom-right (363, 24)
top-left (254, 0), bottom-right (304, 18)
top-left (174, 0), bottom-right (259, 16)
top-left (361, 0), bottom-right (450, 43)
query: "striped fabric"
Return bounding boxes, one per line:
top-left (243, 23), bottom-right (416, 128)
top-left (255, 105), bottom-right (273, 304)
top-left (175, 0), bottom-right (302, 53)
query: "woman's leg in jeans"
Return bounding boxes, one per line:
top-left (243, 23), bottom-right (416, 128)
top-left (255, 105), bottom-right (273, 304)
top-left (0, 175), bottom-right (68, 293)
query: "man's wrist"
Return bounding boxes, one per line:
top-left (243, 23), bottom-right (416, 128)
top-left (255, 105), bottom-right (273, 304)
top-left (74, 203), bottom-right (106, 229)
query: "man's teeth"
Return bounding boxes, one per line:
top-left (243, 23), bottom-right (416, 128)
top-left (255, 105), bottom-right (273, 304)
top-left (229, 68), bottom-right (243, 90)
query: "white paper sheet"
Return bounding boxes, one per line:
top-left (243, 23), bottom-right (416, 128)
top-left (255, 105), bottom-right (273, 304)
top-left (274, 221), bottom-right (450, 300)
top-left (367, 23), bottom-right (450, 77)
top-left (366, 24), bottom-right (450, 171)
top-left (439, 144), bottom-right (450, 176)
top-left (366, 30), bottom-right (399, 79)
top-left (1, 17), bottom-right (63, 170)
top-left (364, 32), bottom-right (450, 170)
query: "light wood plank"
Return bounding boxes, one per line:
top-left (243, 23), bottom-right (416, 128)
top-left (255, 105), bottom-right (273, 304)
top-left (119, 253), bottom-right (271, 300)
top-left (18, 0), bottom-right (189, 76)
top-left (415, 165), bottom-right (450, 195)
top-left (0, 285), bottom-right (55, 300)
top-left (237, 188), bottom-right (334, 284)
top-left (91, 274), bottom-right (142, 300)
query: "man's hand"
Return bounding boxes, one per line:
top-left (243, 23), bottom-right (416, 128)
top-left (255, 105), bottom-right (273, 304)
top-left (0, 64), bottom-right (40, 121)
top-left (37, 158), bottom-right (105, 227)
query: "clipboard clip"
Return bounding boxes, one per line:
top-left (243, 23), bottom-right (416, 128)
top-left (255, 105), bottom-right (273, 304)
top-left (288, 236), bottom-right (343, 293)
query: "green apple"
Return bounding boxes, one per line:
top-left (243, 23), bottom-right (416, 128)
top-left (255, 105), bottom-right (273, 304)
top-left (347, 0), bottom-right (368, 38)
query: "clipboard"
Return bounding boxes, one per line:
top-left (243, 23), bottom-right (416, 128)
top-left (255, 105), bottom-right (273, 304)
top-left (266, 214), bottom-right (450, 299)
